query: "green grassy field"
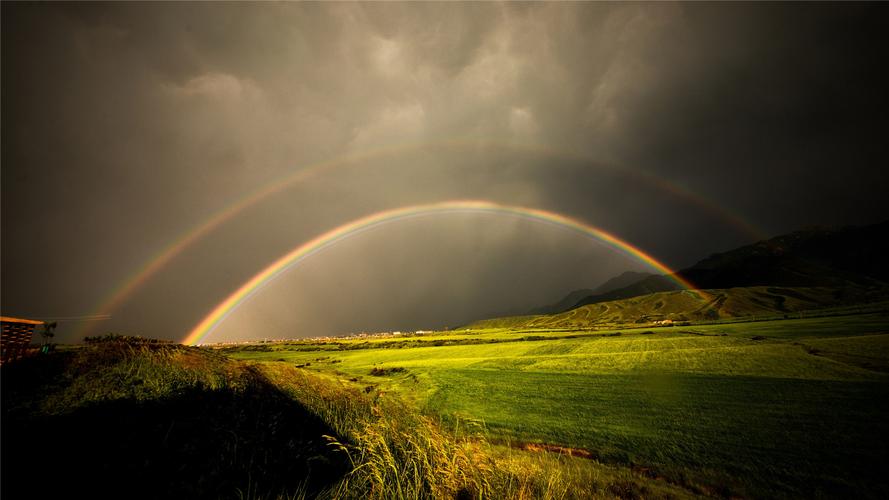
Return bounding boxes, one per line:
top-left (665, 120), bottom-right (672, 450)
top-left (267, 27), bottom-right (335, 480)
top-left (7, 312), bottom-right (886, 498)
top-left (226, 312), bottom-right (889, 498)
top-left (3, 336), bottom-right (694, 499)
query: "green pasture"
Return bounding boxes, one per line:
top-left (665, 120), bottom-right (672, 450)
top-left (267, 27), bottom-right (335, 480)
top-left (6, 338), bottom-right (693, 499)
top-left (226, 313), bottom-right (889, 497)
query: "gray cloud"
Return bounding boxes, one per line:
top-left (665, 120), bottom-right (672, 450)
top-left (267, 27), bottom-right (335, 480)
top-left (3, 2), bottom-right (887, 342)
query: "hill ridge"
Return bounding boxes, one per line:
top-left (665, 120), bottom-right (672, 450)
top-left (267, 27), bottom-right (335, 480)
top-left (467, 285), bottom-right (889, 330)
top-left (567, 221), bottom-right (889, 311)
top-left (470, 221), bottom-right (889, 329)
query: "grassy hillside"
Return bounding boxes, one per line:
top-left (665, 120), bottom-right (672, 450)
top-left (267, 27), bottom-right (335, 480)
top-left (228, 312), bottom-right (889, 498)
top-left (568, 221), bottom-right (889, 311)
top-left (469, 286), bottom-right (888, 330)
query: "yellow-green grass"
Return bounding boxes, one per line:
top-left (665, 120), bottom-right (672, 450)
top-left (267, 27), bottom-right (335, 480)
top-left (424, 370), bottom-right (889, 498)
top-left (4, 336), bottom-right (696, 499)
top-left (230, 310), bottom-right (889, 355)
top-left (226, 313), bottom-right (889, 498)
top-left (227, 315), bottom-right (889, 379)
top-left (257, 362), bottom-right (698, 499)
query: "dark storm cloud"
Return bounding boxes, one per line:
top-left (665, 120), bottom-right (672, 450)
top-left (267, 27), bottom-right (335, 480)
top-left (3, 2), bottom-right (887, 342)
top-left (580, 3), bottom-right (889, 233)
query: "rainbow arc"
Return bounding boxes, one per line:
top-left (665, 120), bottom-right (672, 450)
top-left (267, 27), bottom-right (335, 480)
top-left (82, 140), bottom-right (751, 339)
top-left (183, 200), bottom-right (699, 345)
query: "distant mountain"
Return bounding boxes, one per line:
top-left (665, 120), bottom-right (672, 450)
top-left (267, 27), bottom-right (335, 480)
top-left (529, 289), bottom-right (595, 315)
top-left (592, 271), bottom-right (656, 295)
top-left (681, 221), bottom-right (889, 288)
top-left (572, 275), bottom-right (680, 310)
top-left (573, 221), bottom-right (889, 309)
top-left (468, 221), bottom-right (889, 329)
top-left (529, 271), bottom-right (655, 315)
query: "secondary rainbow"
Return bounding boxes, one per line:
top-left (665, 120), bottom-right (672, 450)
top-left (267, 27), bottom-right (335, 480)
top-left (86, 139), bottom-right (751, 339)
top-left (183, 200), bottom-right (699, 345)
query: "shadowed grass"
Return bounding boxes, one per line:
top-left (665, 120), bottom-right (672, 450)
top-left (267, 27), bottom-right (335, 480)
top-left (1, 339), bottom-right (348, 499)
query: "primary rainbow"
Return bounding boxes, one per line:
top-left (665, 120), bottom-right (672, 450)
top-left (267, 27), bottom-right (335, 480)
top-left (183, 200), bottom-right (699, 345)
top-left (82, 139), bottom-right (760, 340)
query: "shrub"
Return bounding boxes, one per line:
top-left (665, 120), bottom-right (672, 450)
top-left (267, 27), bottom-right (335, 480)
top-left (369, 366), bottom-right (406, 376)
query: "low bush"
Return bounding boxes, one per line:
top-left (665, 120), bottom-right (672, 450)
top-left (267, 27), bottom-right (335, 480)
top-left (369, 366), bottom-right (406, 376)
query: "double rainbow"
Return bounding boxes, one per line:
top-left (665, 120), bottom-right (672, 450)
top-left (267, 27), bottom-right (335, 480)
top-left (81, 139), bottom-right (760, 340)
top-left (183, 200), bottom-right (697, 345)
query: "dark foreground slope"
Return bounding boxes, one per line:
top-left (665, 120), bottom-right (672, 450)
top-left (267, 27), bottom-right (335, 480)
top-left (1, 340), bottom-right (348, 500)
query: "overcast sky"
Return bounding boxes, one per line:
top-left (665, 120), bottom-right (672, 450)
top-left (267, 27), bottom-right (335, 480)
top-left (3, 2), bottom-right (888, 343)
